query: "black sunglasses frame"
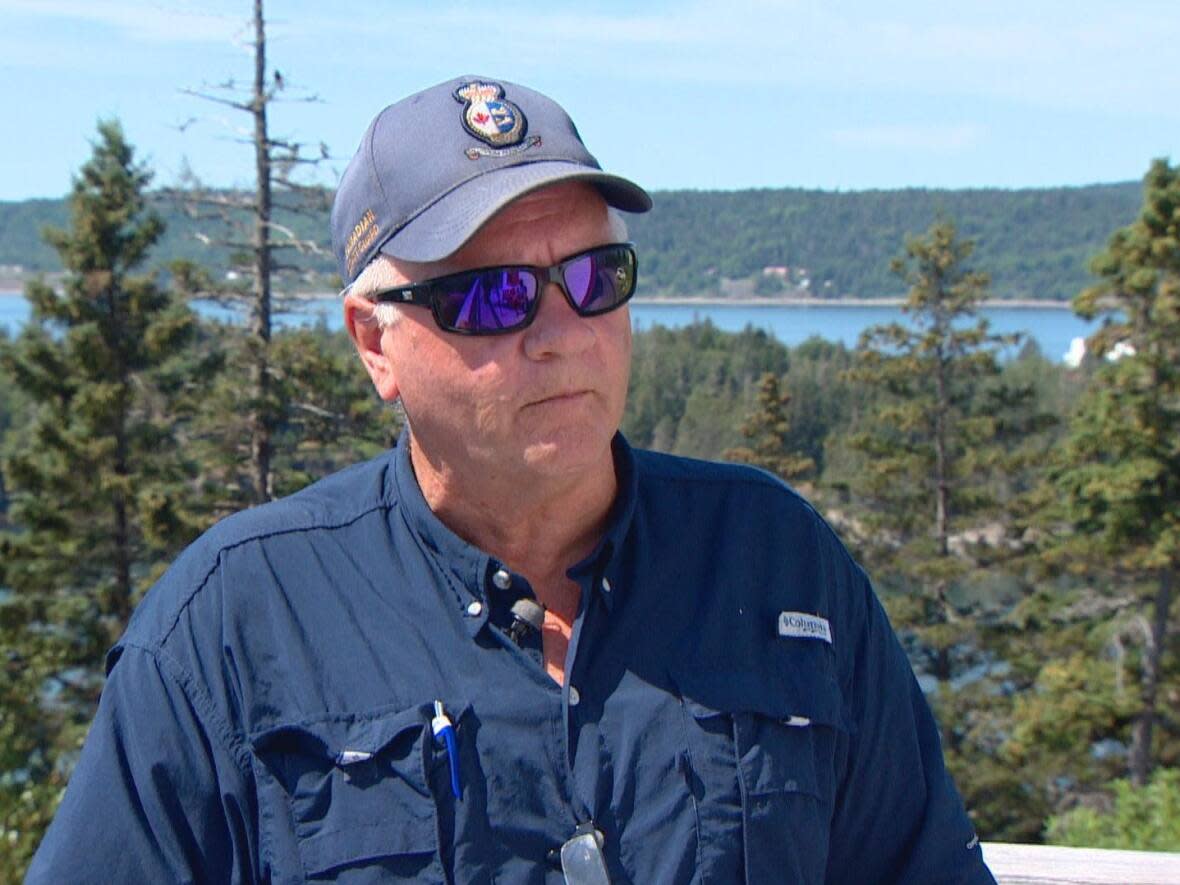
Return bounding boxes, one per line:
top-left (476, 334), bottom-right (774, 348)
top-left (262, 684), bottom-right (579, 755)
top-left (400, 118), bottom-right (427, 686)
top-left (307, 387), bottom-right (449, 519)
top-left (370, 242), bottom-right (638, 336)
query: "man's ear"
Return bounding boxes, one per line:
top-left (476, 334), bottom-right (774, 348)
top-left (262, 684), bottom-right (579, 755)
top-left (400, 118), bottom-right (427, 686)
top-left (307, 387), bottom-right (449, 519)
top-left (343, 293), bottom-right (401, 402)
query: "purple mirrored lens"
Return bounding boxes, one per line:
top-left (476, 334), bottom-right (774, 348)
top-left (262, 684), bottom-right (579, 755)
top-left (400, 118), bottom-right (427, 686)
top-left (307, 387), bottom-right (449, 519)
top-left (563, 254), bottom-right (597, 308)
top-left (563, 246), bottom-right (634, 313)
top-left (436, 270), bottom-right (538, 332)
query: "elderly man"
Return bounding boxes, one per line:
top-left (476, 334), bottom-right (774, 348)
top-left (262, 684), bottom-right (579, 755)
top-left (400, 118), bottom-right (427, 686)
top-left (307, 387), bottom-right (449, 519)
top-left (29, 77), bottom-right (994, 884)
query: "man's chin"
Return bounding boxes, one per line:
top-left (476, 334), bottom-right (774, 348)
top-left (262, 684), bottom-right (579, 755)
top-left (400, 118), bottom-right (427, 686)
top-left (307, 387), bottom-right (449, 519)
top-left (520, 432), bottom-right (614, 479)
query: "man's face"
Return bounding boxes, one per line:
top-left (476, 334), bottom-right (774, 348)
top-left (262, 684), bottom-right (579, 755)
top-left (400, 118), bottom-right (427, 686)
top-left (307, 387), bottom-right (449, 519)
top-left (350, 182), bottom-right (632, 489)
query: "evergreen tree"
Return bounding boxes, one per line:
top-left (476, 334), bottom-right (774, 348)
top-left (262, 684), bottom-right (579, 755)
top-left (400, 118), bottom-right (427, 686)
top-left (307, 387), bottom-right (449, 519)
top-left (838, 219), bottom-right (1025, 674)
top-left (267, 326), bottom-right (401, 497)
top-left (831, 220), bottom-right (1052, 844)
top-left (1045, 158), bottom-right (1180, 787)
top-left (0, 121), bottom-right (199, 878)
top-left (983, 161), bottom-right (1180, 842)
top-left (722, 371), bottom-right (815, 482)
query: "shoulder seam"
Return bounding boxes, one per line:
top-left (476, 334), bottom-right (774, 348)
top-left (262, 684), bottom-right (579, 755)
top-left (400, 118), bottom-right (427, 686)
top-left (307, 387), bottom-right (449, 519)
top-left (115, 641), bottom-right (254, 778)
top-left (638, 451), bottom-right (863, 575)
top-left (156, 498), bottom-right (401, 647)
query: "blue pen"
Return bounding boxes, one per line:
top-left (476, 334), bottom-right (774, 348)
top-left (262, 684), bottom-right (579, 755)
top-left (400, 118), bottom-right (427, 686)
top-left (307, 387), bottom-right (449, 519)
top-left (431, 701), bottom-right (461, 799)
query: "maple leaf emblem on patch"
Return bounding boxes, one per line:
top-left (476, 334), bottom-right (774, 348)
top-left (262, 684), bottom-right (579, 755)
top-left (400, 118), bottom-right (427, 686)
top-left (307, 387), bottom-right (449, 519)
top-left (453, 80), bottom-right (526, 148)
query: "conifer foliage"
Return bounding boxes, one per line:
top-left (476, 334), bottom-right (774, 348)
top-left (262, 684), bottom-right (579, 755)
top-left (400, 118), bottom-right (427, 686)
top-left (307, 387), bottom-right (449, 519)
top-left (0, 121), bottom-right (199, 875)
top-left (722, 371), bottom-right (815, 482)
top-left (841, 222), bottom-right (1020, 600)
top-left (1050, 158), bottom-right (1180, 786)
top-left (832, 220), bottom-right (1055, 840)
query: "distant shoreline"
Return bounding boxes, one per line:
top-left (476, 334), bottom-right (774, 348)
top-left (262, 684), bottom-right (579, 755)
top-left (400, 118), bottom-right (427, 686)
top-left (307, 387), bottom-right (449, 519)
top-left (630, 296), bottom-right (1072, 310)
top-left (0, 287), bottom-right (1074, 311)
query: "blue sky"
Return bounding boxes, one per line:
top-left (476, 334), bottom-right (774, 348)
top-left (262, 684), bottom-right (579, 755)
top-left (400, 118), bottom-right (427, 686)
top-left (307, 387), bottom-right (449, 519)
top-left (2, 0), bottom-right (1178, 200)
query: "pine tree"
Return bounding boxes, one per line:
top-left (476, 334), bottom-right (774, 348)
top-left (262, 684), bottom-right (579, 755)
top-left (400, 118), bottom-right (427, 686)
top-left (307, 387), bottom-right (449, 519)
top-left (0, 121), bottom-right (199, 878)
top-left (831, 221), bottom-right (1054, 843)
top-left (267, 326), bottom-right (401, 497)
top-left (722, 371), bottom-right (815, 482)
top-left (1047, 158), bottom-right (1180, 787)
top-left (838, 219), bottom-right (1029, 675)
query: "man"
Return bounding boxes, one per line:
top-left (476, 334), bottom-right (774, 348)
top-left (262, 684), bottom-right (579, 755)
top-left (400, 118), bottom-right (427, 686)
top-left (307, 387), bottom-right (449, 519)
top-left (29, 77), bottom-right (994, 883)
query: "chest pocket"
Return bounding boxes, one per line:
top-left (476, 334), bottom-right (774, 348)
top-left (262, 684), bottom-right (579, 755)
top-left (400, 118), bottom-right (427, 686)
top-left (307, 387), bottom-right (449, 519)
top-left (675, 643), bottom-right (852, 885)
top-left (252, 700), bottom-right (468, 882)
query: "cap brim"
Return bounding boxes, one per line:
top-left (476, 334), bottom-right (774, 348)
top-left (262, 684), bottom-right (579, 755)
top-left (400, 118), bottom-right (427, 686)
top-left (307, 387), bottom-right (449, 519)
top-left (377, 161), bottom-right (652, 263)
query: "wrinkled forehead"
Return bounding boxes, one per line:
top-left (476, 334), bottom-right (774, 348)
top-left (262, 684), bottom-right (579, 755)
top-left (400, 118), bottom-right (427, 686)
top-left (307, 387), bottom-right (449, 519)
top-left (474, 182), bottom-right (612, 238)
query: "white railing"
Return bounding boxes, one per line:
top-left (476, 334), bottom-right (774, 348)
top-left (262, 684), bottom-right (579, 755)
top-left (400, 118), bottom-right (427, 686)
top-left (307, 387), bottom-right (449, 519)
top-left (982, 842), bottom-right (1180, 884)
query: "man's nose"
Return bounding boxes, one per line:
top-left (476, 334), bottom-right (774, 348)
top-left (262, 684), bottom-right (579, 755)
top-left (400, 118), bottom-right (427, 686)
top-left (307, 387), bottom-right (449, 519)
top-left (522, 279), bottom-right (596, 359)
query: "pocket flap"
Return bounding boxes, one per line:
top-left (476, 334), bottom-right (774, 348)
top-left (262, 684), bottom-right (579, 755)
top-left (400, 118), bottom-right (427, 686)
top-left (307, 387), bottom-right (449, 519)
top-left (674, 645), bottom-right (851, 733)
top-left (251, 699), bottom-right (471, 762)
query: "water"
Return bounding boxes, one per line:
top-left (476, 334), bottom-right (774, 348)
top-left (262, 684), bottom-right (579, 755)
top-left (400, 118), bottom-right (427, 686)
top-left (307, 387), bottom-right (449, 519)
top-left (0, 293), bottom-right (1100, 362)
top-left (630, 302), bottom-right (1099, 362)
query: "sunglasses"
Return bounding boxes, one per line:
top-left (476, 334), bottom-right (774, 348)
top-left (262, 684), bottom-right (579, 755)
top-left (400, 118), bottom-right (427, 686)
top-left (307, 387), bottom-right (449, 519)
top-left (371, 243), bottom-right (638, 335)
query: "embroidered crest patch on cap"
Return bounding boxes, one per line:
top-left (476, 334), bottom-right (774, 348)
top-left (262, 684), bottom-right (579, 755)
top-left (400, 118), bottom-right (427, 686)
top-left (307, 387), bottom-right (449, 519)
top-left (454, 81), bottom-right (526, 147)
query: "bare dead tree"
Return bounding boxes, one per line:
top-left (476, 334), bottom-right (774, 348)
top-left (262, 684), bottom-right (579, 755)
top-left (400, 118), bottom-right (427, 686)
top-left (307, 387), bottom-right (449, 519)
top-left (173, 0), bottom-right (331, 504)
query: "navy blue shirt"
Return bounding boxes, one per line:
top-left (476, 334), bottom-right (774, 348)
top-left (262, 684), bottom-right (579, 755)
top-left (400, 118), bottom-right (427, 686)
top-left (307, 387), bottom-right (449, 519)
top-left (29, 435), bottom-right (994, 884)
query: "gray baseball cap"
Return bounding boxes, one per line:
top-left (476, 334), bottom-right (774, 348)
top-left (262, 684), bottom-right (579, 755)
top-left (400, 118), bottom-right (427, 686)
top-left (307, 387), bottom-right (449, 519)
top-left (331, 75), bottom-right (652, 286)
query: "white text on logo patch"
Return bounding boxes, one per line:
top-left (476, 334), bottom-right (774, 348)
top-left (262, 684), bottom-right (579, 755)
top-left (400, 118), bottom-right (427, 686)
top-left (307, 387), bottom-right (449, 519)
top-left (778, 612), bottom-right (832, 644)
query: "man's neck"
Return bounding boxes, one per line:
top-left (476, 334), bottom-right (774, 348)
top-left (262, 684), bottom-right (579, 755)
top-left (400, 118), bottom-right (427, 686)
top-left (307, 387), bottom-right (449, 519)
top-left (408, 435), bottom-right (618, 589)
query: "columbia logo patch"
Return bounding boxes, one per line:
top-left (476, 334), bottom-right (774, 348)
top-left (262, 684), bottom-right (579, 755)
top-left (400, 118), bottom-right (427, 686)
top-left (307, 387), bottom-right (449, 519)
top-left (778, 612), bottom-right (832, 644)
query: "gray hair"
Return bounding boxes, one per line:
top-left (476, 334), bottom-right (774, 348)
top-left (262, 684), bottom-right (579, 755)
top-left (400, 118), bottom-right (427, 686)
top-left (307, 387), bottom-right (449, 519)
top-left (344, 208), bottom-right (629, 330)
top-left (344, 256), bottom-right (404, 329)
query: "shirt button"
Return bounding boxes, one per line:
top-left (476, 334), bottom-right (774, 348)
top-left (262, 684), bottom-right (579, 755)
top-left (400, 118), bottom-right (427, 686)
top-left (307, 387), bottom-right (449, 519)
top-left (601, 578), bottom-right (612, 593)
top-left (568, 686), bottom-right (581, 706)
top-left (492, 568), bottom-right (512, 590)
top-left (466, 601), bottom-right (483, 617)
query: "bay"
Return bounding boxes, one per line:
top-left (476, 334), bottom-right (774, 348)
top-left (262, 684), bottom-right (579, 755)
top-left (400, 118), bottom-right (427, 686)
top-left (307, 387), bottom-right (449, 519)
top-left (630, 302), bottom-right (1099, 363)
top-left (0, 292), bottom-right (1100, 363)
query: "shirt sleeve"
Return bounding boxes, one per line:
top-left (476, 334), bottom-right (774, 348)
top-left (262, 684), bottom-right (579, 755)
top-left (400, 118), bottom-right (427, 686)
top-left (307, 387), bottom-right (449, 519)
top-left (826, 574), bottom-right (997, 885)
top-left (25, 644), bottom-right (258, 884)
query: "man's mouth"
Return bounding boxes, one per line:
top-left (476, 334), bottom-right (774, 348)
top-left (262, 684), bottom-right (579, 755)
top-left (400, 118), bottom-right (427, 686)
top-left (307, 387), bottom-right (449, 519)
top-left (526, 389), bottom-right (591, 407)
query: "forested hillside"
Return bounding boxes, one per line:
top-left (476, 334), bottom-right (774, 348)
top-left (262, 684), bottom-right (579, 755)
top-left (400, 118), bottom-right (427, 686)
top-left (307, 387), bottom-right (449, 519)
top-left (627, 184), bottom-right (1142, 300)
top-left (0, 182), bottom-right (1141, 300)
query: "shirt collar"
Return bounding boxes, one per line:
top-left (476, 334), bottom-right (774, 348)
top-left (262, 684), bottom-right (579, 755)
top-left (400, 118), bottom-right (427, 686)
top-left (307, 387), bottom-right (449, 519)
top-left (391, 429), bottom-right (490, 636)
top-left (565, 433), bottom-right (638, 613)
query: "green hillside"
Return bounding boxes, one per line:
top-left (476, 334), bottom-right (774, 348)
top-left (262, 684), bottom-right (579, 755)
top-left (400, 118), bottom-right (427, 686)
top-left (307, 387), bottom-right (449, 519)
top-left (627, 183), bottom-right (1142, 300)
top-left (0, 182), bottom-right (1143, 300)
